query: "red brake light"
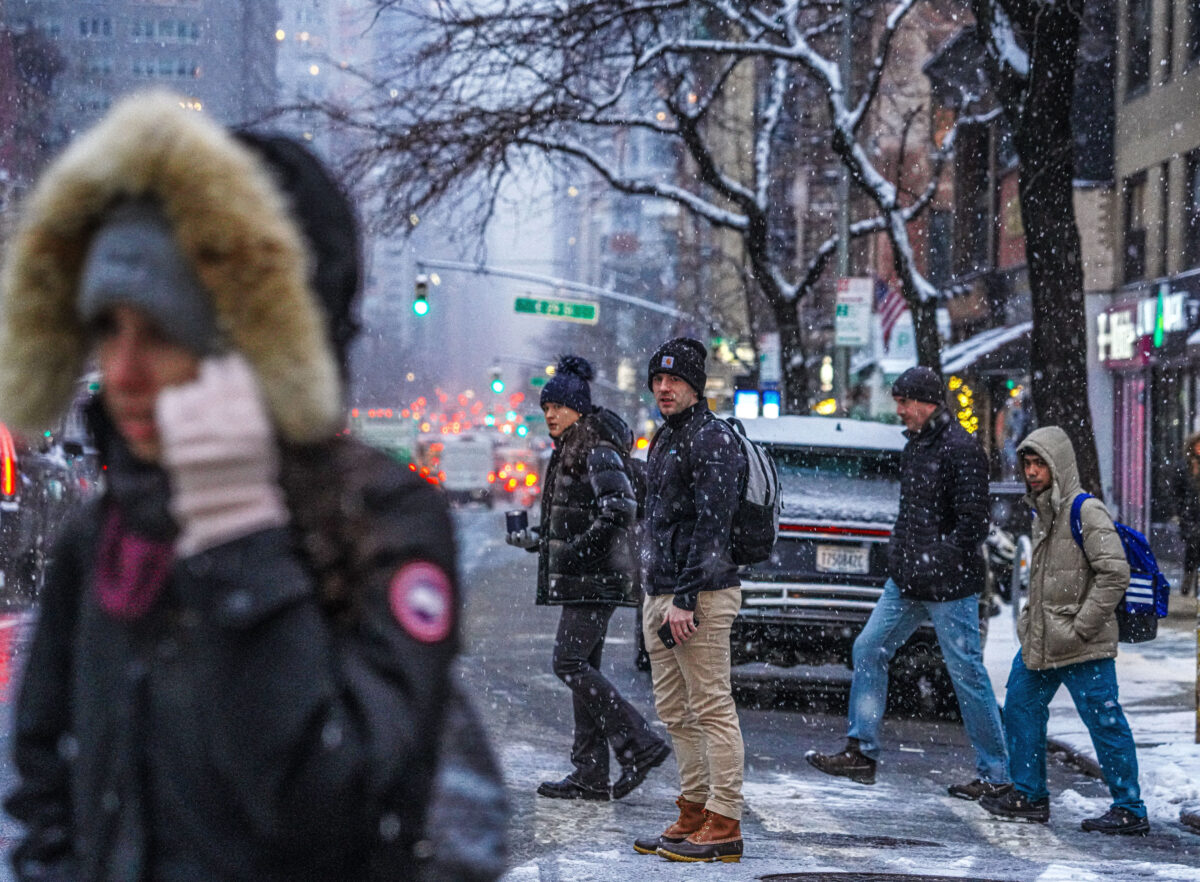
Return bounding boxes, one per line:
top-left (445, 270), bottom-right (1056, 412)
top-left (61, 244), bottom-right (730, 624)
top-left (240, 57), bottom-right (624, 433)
top-left (780, 523), bottom-right (892, 538)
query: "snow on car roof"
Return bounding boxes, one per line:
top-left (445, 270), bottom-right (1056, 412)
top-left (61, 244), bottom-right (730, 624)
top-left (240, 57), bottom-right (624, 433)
top-left (735, 415), bottom-right (906, 452)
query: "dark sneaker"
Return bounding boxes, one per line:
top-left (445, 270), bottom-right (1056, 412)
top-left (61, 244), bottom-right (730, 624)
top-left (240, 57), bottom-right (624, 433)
top-left (805, 740), bottom-right (876, 785)
top-left (537, 776), bottom-right (610, 801)
top-left (613, 740), bottom-right (672, 800)
top-left (979, 788), bottom-right (1050, 823)
top-left (948, 779), bottom-right (1014, 801)
top-left (1081, 807), bottom-right (1150, 835)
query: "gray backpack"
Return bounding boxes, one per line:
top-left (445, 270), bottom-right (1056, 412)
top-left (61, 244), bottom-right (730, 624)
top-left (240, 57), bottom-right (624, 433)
top-left (723, 417), bottom-right (781, 566)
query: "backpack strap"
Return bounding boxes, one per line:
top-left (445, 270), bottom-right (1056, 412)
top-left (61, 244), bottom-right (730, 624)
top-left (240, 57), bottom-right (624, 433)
top-left (1069, 491), bottom-right (1093, 551)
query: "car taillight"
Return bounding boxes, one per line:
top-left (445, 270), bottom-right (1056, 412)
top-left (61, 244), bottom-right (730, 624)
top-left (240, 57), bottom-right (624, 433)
top-left (780, 523), bottom-right (891, 538)
top-left (0, 425), bottom-right (17, 498)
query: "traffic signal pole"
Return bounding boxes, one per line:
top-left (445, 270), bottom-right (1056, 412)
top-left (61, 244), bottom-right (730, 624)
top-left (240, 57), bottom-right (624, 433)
top-left (416, 257), bottom-right (697, 324)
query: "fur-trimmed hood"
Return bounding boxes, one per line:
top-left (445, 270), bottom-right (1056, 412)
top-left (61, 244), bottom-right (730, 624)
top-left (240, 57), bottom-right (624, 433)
top-left (0, 90), bottom-right (343, 443)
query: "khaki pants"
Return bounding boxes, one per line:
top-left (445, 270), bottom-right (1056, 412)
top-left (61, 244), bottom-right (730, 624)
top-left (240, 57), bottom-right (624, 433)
top-left (642, 588), bottom-right (744, 819)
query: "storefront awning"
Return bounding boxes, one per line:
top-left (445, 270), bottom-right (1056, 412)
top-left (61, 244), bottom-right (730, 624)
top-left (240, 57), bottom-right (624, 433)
top-left (941, 321), bottom-right (1032, 374)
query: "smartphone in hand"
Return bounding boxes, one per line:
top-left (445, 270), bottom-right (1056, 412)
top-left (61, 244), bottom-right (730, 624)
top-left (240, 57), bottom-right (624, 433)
top-left (657, 615), bottom-right (699, 649)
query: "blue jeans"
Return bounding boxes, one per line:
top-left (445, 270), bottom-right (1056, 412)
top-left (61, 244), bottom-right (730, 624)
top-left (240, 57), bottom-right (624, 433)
top-left (1004, 650), bottom-right (1146, 816)
top-left (848, 579), bottom-right (1009, 783)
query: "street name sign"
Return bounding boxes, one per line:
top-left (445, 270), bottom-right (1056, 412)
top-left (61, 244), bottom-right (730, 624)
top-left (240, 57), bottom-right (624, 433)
top-left (514, 296), bottom-right (599, 325)
top-left (834, 277), bottom-right (873, 346)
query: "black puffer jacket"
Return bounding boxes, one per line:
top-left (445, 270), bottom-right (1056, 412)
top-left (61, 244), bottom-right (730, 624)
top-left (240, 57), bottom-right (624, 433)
top-left (6, 419), bottom-right (459, 882)
top-left (534, 408), bottom-right (639, 606)
top-left (641, 401), bottom-right (746, 611)
top-left (886, 407), bottom-right (988, 601)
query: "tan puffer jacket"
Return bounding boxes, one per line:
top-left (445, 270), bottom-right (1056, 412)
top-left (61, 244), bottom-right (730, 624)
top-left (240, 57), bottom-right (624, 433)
top-left (1017, 426), bottom-right (1129, 670)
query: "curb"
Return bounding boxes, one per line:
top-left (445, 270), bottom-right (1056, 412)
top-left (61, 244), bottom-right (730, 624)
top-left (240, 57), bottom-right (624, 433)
top-left (1046, 737), bottom-right (1103, 780)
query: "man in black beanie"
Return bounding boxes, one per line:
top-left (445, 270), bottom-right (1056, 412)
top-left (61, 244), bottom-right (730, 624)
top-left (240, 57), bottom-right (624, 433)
top-left (507, 355), bottom-right (669, 801)
top-left (806, 365), bottom-right (1011, 802)
top-left (633, 338), bottom-right (748, 863)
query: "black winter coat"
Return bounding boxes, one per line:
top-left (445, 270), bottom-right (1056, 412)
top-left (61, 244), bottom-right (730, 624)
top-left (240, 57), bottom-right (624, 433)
top-left (886, 407), bottom-right (988, 601)
top-left (641, 401), bottom-right (746, 611)
top-left (5, 419), bottom-right (459, 882)
top-left (534, 408), bottom-right (639, 606)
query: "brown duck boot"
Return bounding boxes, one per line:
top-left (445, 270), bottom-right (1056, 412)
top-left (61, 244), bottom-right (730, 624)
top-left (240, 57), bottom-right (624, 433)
top-left (632, 796), bottom-right (705, 854)
top-left (657, 810), bottom-right (743, 863)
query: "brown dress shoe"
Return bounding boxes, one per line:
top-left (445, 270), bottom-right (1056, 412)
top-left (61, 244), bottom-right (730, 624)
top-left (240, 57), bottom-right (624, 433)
top-left (632, 796), bottom-right (705, 854)
top-left (805, 739), bottom-right (876, 784)
top-left (657, 810), bottom-right (743, 863)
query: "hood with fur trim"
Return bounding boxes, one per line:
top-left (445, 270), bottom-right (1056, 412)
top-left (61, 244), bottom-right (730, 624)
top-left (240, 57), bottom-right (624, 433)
top-left (0, 90), bottom-right (342, 443)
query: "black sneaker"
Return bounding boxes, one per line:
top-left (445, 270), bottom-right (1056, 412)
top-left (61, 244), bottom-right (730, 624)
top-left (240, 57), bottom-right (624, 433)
top-left (1081, 807), bottom-right (1150, 835)
top-left (612, 740), bottom-right (672, 800)
top-left (948, 779), bottom-right (1013, 801)
top-left (979, 788), bottom-right (1050, 823)
top-left (805, 739), bottom-right (876, 785)
top-left (537, 776), bottom-right (610, 801)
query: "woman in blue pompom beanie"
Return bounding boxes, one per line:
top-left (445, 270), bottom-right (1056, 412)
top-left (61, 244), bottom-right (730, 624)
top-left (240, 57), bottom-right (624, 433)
top-left (507, 355), bottom-right (670, 800)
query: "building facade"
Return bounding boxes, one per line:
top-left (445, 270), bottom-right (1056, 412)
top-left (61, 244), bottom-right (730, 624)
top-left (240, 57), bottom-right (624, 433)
top-left (1107, 0), bottom-right (1200, 539)
top-left (5, 0), bottom-right (278, 159)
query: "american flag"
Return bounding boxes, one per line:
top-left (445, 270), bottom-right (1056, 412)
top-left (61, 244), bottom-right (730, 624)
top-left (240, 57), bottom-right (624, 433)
top-left (875, 278), bottom-right (908, 351)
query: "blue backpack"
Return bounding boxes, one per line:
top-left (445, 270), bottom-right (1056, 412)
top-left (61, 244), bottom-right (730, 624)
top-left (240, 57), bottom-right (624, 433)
top-left (1069, 493), bottom-right (1170, 643)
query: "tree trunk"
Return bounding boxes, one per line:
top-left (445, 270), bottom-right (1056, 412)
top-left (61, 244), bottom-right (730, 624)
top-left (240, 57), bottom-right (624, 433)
top-left (1010, 4), bottom-right (1103, 494)
top-left (776, 308), bottom-right (810, 413)
top-left (911, 298), bottom-right (942, 372)
top-left (975, 0), bottom-right (1103, 494)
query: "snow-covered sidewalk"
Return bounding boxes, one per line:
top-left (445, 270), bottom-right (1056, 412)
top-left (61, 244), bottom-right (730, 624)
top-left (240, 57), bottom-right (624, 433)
top-left (984, 596), bottom-right (1200, 834)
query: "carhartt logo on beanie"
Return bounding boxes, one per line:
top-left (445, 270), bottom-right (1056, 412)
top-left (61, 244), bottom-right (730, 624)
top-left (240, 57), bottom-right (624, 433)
top-left (540, 355), bottom-right (594, 414)
top-left (647, 337), bottom-right (707, 394)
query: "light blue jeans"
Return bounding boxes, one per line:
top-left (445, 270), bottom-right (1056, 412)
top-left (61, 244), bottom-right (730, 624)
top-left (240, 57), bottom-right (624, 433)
top-left (848, 579), bottom-right (1010, 783)
top-left (1004, 651), bottom-right (1146, 816)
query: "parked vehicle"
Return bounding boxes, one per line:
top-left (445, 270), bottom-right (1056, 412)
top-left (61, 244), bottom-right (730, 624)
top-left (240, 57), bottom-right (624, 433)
top-left (728, 415), bottom-right (987, 716)
top-left (0, 423), bottom-right (96, 606)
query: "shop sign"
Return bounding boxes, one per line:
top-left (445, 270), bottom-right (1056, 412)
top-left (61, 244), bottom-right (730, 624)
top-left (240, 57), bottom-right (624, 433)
top-left (1097, 287), bottom-right (1187, 368)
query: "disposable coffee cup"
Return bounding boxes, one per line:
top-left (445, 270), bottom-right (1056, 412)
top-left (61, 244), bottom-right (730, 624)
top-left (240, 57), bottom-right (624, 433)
top-left (506, 509), bottom-right (528, 534)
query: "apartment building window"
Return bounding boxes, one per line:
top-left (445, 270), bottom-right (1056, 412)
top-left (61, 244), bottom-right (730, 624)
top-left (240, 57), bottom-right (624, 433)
top-left (1124, 170), bottom-right (1149, 282)
top-left (79, 18), bottom-right (113, 38)
top-left (85, 56), bottom-right (115, 76)
top-left (1185, 150), bottom-right (1200, 268)
top-left (1127, 0), bottom-right (1152, 94)
top-left (132, 57), bottom-right (200, 79)
top-left (34, 17), bottom-right (62, 37)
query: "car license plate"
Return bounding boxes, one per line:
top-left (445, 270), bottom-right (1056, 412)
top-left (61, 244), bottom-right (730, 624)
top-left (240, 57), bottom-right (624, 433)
top-left (816, 544), bottom-right (870, 574)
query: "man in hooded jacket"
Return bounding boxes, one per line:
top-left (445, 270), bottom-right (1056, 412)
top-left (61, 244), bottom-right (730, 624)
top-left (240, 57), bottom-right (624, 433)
top-left (506, 355), bottom-right (668, 801)
top-left (0, 91), bottom-right (465, 880)
top-left (979, 426), bottom-right (1149, 834)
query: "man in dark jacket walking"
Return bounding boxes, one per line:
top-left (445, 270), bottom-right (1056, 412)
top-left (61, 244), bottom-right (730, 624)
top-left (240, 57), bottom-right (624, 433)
top-left (507, 355), bottom-right (669, 801)
top-left (806, 366), bottom-right (1010, 799)
top-left (631, 338), bottom-right (747, 864)
top-left (0, 91), bottom-right (465, 881)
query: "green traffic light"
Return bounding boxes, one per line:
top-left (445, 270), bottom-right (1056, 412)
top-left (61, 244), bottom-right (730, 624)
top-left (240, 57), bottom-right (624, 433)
top-left (491, 378), bottom-right (505, 394)
top-left (413, 296), bottom-right (429, 316)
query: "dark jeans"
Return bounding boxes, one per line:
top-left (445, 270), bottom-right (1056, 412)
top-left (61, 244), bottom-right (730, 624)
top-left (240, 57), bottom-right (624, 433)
top-left (553, 603), bottom-right (662, 788)
top-left (1004, 650), bottom-right (1146, 817)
